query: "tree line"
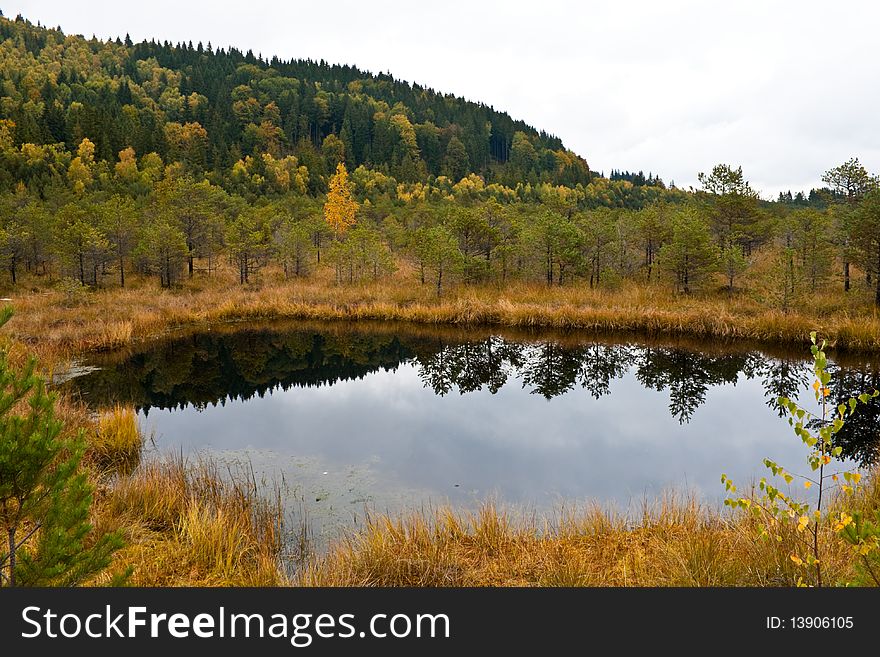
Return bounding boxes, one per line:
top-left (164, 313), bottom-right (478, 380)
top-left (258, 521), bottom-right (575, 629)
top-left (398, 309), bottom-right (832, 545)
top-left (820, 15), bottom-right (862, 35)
top-left (2, 150), bottom-right (880, 307)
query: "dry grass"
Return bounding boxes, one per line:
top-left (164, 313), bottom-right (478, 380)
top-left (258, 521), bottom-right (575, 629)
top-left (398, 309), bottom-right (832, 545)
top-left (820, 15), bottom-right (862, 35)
top-left (94, 456), bottom-right (287, 586)
top-left (301, 480), bottom-right (880, 587)
top-left (89, 405), bottom-right (144, 475)
top-left (5, 265), bottom-right (880, 373)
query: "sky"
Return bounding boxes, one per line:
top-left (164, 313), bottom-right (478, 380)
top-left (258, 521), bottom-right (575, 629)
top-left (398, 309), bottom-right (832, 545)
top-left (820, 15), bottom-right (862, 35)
top-left (4, 0), bottom-right (879, 198)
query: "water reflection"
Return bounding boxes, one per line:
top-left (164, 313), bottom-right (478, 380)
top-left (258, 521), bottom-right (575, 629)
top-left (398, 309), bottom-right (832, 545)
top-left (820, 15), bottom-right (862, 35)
top-left (64, 325), bottom-right (880, 468)
top-left (59, 323), bottom-right (880, 547)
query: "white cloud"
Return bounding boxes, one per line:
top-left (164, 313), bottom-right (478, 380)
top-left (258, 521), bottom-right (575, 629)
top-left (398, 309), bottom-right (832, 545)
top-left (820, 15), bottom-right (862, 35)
top-left (6, 0), bottom-right (879, 196)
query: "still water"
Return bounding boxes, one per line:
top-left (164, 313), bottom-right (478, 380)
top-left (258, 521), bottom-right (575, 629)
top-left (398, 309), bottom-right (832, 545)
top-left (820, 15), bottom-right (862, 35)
top-left (63, 322), bottom-right (880, 540)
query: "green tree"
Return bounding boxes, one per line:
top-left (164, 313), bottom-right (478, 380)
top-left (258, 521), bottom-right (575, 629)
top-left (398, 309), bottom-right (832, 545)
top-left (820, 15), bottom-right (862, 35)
top-left (442, 136), bottom-right (470, 182)
top-left (697, 164), bottom-right (762, 252)
top-left (822, 158), bottom-right (877, 203)
top-left (56, 202), bottom-right (111, 287)
top-left (226, 210), bottom-right (272, 285)
top-left (786, 208), bottom-right (833, 293)
top-left (577, 208), bottom-right (615, 288)
top-left (509, 131), bottom-right (537, 177)
top-left (413, 225), bottom-right (463, 297)
top-left (0, 219), bottom-right (26, 285)
top-left (0, 306), bottom-right (123, 586)
top-left (854, 189), bottom-right (880, 306)
top-left (321, 133), bottom-right (346, 170)
top-left (99, 195), bottom-right (139, 288)
top-left (446, 204), bottom-right (494, 283)
top-left (16, 201), bottom-right (53, 277)
top-left (822, 158), bottom-right (878, 291)
top-left (719, 238), bottom-right (748, 294)
top-left (135, 219), bottom-right (188, 288)
top-left (155, 178), bottom-right (228, 279)
top-left (634, 202), bottom-right (672, 282)
top-left (277, 218), bottom-right (316, 278)
top-left (524, 209), bottom-right (581, 287)
top-left (657, 206), bottom-right (719, 293)
top-left (327, 225), bottom-right (395, 284)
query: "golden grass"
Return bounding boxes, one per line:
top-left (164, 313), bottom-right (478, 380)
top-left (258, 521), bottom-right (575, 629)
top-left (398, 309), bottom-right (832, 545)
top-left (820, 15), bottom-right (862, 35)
top-left (90, 405), bottom-right (143, 475)
top-left (301, 480), bottom-right (880, 587)
top-left (6, 265), bottom-right (880, 373)
top-left (94, 457), bottom-right (287, 586)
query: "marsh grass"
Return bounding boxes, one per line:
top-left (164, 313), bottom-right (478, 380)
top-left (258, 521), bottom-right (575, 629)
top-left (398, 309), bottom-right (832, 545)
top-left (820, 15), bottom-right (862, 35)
top-left (90, 405), bottom-right (143, 475)
top-left (7, 267), bottom-right (880, 371)
top-left (301, 481), bottom-right (880, 587)
top-left (95, 456), bottom-right (287, 586)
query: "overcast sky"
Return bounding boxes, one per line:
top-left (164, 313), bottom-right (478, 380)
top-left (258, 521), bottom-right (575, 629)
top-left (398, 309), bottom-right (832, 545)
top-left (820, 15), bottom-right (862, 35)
top-left (4, 0), bottom-right (879, 197)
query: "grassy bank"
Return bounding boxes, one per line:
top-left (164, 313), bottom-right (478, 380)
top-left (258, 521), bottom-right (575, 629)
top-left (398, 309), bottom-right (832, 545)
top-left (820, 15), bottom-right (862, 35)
top-left (86, 412), bottom-right (287, 586)
top-left (68, 400), bottom-right (880, 588)
top-left (2, 393), bottom-right (289, 587)
top-left (302, 476), bottom-right (880, 587)
top-left (95, 455), bottom-right (288, 586)
top-left (6, 266), bottom-right (880, 371)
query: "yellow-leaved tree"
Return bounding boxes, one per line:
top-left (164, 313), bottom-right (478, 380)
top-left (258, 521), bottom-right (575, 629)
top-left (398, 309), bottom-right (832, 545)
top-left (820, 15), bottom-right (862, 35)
top-left (324, 162), bottom-right (358, 238)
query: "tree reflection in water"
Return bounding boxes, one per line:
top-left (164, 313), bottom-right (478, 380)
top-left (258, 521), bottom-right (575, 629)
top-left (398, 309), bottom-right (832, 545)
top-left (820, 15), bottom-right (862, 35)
top-left (62, 326), bottom-right (880, 466)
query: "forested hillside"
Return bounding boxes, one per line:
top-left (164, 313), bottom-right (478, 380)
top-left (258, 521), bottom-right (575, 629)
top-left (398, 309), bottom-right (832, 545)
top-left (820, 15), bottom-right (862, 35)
top-left (0, 13), bottom-right (590, 191)
top-left (1, 12), bottom-right (880, 310)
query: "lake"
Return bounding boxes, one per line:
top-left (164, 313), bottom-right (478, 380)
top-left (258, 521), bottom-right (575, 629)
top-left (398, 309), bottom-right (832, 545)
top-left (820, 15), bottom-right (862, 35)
top-left (62, 321), bottom-right (880, 544)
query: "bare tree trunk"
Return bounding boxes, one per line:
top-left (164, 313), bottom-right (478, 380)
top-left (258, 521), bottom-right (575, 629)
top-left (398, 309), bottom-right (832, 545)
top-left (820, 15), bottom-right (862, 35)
top-left (683, 255), bottom-right (690, 294)
top-left (875, 246), bottom-right (880, 306)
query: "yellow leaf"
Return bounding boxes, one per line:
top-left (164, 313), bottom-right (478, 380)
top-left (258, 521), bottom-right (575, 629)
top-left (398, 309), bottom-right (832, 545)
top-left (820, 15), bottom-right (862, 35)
top-left (821, 454), bottom-right (832, 465)
top-left (790, 554), bottom-right (803, 566)
top-left (803, 481), bottom-right (812, 489)
top-left (797, 515), bottom-right (810, 532)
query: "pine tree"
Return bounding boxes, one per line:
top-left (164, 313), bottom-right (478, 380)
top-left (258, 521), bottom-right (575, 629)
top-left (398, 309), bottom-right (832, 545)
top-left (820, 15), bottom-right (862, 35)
top-left (657, 206), bottom-right (719, 294)
top-left (0, 306), bottom-right (123, 586)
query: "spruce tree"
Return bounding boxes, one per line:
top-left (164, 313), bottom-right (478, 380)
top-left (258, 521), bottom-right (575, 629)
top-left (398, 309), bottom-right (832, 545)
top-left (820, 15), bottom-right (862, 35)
top-left (0, 306), bottom-right (123, 586)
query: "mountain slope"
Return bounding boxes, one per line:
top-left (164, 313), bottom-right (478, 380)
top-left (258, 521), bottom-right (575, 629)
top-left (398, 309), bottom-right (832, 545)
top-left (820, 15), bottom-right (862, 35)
top-left (0, 13), bottom-right (591, 191)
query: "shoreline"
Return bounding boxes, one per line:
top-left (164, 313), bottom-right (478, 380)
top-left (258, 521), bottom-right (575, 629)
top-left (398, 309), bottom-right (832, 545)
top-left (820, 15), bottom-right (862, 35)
top-left (8, 275), bottom-right (880, 371)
